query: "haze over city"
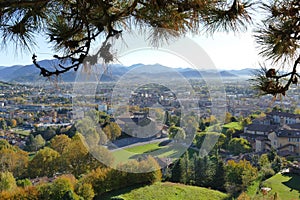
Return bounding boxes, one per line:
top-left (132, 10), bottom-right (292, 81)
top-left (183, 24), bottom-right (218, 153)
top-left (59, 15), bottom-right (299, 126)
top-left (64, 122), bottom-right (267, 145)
top-left (0, 31), bottom-right (261, 70)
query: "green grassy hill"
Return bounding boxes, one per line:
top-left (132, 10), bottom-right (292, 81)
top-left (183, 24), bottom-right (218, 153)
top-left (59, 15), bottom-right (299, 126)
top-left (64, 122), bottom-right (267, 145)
top-left (247, 173), bottom-right (300, 200)
top-left (262, 173), bottom-right (300, 200)
top-left (102, 182), bottom-right (229, 200)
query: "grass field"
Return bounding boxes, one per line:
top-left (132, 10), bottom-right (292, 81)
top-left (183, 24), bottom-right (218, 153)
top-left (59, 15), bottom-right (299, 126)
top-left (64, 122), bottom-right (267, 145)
top-left (223, 122), bottom-right (243, 131)
top-left (125, 142), bottom-right (164, 154)
top-left (13, 128), bottom-right (31, 136)
top-left (102, 182), bottom-right (229, 200)
top-left (261, 173), bottom-right (300, 200)
top-left (246, 178), bottom-right (261, 197)
top-left (112, 142), bottom-right (197, 166)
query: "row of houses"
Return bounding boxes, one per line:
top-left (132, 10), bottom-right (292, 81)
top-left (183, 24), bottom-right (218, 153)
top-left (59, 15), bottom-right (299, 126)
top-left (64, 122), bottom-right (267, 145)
top-left (241, 111), bottom-right (300, 156)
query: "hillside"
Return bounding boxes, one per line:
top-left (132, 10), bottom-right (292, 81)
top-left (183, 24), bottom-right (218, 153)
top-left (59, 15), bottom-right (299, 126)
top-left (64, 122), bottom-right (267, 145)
top-left (101, 182), bottom-right (229, 200)
top-left (0, 59), bottom-right (254, 83)
top-left (0, 81), bottom-right (13, 87)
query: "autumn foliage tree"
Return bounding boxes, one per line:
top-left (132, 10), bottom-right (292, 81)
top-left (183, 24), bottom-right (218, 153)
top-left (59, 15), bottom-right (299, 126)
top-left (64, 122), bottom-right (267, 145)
top-left (225, 159), bottom-right (258, 194)
top-left (0, 140), bottom-right (28, 178)
top-left (28, 147), bottom-right (60, 178)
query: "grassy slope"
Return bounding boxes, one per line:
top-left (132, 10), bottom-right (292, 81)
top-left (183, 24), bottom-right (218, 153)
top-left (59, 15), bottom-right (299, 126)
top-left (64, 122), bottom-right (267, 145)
top-left (223, 122), bottom-right (243, 131)
top-left (113, 142), bottom-right (197, 165)
top-left (125, 142), bottom-right (165, 154)
top-left (262, 173), bottom-right (300, 200)
top-left (13, 128), bottom-right (31, 136)
top-left (109, 182), bottom-right (229, 200)
top-left (246, 178), bottom-right (261, 197)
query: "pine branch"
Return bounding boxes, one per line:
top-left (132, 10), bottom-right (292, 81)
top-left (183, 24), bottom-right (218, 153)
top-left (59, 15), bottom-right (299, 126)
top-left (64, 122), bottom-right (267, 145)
top-left (0, 0), bottom-right (49, 8)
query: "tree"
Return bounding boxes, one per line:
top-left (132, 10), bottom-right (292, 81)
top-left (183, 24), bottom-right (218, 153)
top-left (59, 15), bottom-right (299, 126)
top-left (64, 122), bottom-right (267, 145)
top-left (0, 0), bottom-right (254, 77)
top-left (170, 159), bottom-right (181, 183)
top-left (179, 152), bottom-right (190, 184)
top-left (228, 138), bottom-right (252, 155)
top-left (224, 128), bottom-right (235, 148)
top-left (103, 122), bottom-right (122, 141)
top-left (213, 157), bottom-right (226, 191)
top-left (27, 134), bottom-right (46, 151)
top-left (241, 117), bottom-right (252, 127)
top-left (38, 175), bottom-right (80, 200)
top-left (41, 128), bottom-right (57, 141)
top-left (0, 119), bottom-right (7, 131)
top-left (194, 132), bottom-right (226, 154)
top-left (50, 134), bottom-right (72, 154)
top-left (79, 167), bottom-right (110, 196)
top-left (164, 111), bottom-right (171, 127)
top-left (7, 119), bottom-right (17, 128)
top-left (237, 192), bottom-right (251, 200)
top-left (0, 139), bottom-right (11, 150)
top-left (182, 116), bottom-right (199, 140)
top-left (225, 160), bottom-right (258, 194)
top-left (61, 133), bottom-right (101, 177)
top-left (259, 154), bottom-right (270, 168)
top-left (225, 112), bottom-right (233, 124)
top-left (199, 119), bottom-right (206, 131)
top-left (28, 147), bottom-right (60, 178)
top-left (0, 186), bottom-right (39, 200)
top-left (251, 0), bottom-right (300, 97)
top-left (0, 172), bottom-right (17, 192)
top-left (0, 140), bottom-right (29, 178)
top-left (168, 126), bottom-right (186, 142)
top-left (139, 156), bottom-right (162, 184)
top-left (258, 153), bottom-right (278, 180)
top-left (271, 156), bottom-right (283, 173)
top-left (16, 178), bottom-right (32, 188)
top-left (75, 183), bottom-right (95, 200)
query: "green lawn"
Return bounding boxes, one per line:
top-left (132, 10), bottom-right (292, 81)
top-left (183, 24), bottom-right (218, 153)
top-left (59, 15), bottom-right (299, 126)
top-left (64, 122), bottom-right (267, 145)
top-left (261, 173), bottom-right (300, 200)
top-left (104, 182), bottom-right (229, 200)
top-left (223, 122), bottom-right (243, 131)
top-left (13, 128), bottom-right (31, 136)
top-left (246, 178), bottom-right (261, 198)
top-left (125, 142), bottom-right (164, 154)
top-left (112, 142), bottom-right (197, 166)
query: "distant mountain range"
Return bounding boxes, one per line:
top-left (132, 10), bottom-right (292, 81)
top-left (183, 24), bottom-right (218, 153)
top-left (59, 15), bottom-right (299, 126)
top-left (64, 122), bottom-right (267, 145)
top-left (0, 59), bottom-right (256, 83)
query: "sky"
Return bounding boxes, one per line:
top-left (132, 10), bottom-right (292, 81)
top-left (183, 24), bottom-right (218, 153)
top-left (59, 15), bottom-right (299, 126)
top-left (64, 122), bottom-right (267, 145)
top-left (0, 29), bottom-right (262, 70)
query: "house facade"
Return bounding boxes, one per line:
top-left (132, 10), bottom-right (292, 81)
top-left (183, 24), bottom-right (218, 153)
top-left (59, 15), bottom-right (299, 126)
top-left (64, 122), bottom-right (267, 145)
top-left (268, 128), bottom-right (300, 156)
top-left (243, 111), bottom-right (300, 156)
top-left (269, 111), bottom-right (300, 125)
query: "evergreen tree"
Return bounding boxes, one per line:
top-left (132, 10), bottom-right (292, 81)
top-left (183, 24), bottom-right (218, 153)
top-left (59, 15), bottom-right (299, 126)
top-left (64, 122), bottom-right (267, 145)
top-left (179, 152), bottom-right (190, 184)
top-left (164, 111), bottom-right (171, 127)
top-left (170, 159), bottom-right (181, 183)
top-left (212, 157), bottom-right (226, 191)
